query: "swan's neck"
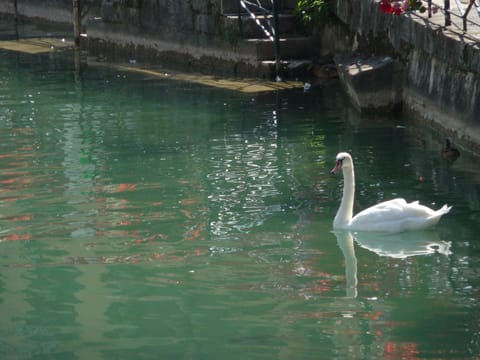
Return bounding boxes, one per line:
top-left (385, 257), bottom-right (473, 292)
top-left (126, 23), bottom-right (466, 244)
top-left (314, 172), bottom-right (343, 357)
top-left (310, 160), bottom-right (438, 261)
top-left (334, 165), bottom-right (355, 228)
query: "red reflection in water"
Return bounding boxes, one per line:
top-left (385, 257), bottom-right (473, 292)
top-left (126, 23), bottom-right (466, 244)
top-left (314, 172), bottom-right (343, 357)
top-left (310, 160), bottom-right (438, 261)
top-left (2, 233), bottom-right (33, 241)
top-left (0, 214), bottom-right (34, 222)
top-left (99, 183), bottom-right (138, 194)
top-left (185, 222), bottom-right (205, 241)
top-left (116, 183), bottom-right (138, 192)
top-left (0, 193), bottom-right (35, 203)
top-left (181, 198), bottom-right (197, 206)
top-left (383, 342), bottom-right (419, 359)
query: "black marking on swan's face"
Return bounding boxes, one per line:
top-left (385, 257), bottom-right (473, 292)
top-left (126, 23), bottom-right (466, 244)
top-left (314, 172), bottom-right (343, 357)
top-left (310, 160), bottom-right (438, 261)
top-left (331, 158), bottom-right (344, 174)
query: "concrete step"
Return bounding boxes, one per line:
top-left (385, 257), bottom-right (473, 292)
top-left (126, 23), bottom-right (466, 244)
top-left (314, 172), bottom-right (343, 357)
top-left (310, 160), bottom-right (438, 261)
top-left (221, 0), bottom-right (297, 14)
top-left (260, 59), bottom-right (312, 78)
top-left (241, 36), bottom-right (318, 61)
top-left (223, 13), bottom-right (304, 38)
top-left (221, 1), bottom-right (315, 77)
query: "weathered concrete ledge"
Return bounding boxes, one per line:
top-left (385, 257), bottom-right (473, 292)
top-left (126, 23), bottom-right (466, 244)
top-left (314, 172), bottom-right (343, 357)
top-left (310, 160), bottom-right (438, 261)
top-left (86, 20), bottom-right (260, 76)
top-left (334, 55), bottom-right (403, 112)
top-left (85, 17), bottom-right (301, 78)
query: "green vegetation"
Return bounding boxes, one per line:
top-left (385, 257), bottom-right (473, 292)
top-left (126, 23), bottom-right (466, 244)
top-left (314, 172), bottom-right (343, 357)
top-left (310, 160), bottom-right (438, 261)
top-left (294, 0), bottom-right (334, 25)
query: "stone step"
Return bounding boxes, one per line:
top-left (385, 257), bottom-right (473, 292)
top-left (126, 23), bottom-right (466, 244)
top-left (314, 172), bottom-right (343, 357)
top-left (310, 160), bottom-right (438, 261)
top-left (241, 36), bottom-right (317, 61)
top-left (221, 0), bottom-right (298, 14)
top-left (260, 59), bottom-right (312, 78)
top-left (223, 13), bottom-right (305, 38)
top-left (222, 3), bottom-right (312, 63)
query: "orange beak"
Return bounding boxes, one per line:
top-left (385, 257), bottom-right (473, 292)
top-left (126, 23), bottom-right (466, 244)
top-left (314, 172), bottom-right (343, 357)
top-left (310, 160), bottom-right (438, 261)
top-left (331, 159), bottom-right (342, 174)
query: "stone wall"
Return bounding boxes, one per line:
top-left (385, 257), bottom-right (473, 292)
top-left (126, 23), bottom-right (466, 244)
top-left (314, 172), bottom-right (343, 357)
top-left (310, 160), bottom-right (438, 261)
top-left (331, 0), bottom-right (480, 151)
top-left (0, 0), bottom-right (226, 44)
top-left (0, 0), bottom-right (266, 75)
top-left (0, 0), bottom-right (96, 24)
top-left (85, 0), bottom-right (263, 76)
top-left (99, 0), bottom-right (224, 45)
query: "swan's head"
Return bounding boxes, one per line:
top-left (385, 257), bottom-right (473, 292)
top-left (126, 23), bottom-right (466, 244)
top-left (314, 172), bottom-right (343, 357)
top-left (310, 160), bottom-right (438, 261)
top-left (331, 152), bottom-right (353, 174)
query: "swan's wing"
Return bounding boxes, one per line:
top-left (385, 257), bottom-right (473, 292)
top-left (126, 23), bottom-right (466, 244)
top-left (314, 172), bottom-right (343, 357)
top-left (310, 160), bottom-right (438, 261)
top-left (350, 198), bottom-right (444, 232)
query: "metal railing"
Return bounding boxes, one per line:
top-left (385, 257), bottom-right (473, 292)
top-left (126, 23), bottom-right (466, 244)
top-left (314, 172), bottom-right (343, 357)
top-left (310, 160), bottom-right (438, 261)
top-left (237, 0), bottom-right (282, 79)
top-left (426, 0), bottom-right (480, 32)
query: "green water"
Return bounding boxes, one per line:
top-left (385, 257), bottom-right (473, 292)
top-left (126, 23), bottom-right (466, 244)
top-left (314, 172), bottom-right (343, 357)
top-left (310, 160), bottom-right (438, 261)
top-left (1, 27), bottom-right (480, 360)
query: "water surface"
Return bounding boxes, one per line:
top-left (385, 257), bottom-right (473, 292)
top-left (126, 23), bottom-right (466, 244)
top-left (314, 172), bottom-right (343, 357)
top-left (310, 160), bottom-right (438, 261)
top-left (1, 24), bottom-right (480, 360)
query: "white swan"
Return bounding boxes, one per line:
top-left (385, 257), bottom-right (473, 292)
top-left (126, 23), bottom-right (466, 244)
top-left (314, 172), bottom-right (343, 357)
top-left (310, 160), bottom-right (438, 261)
top-left (331, 152), bottom-right (451, 233)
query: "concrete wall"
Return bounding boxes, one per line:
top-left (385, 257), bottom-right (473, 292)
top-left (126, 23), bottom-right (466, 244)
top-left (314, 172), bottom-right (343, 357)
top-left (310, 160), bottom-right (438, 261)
top-left (331, 0), bottom-right (480, 151)
top-left (0, 0), bottom-right (97, 24)
top-left (99, 0), bottom-right (224, 44)
top-left (0, 0), bottom-right (266, 75)
top-left (0, 0), bottom-right (225, 43)
top-left (85, 0), bottom-right (264, 76)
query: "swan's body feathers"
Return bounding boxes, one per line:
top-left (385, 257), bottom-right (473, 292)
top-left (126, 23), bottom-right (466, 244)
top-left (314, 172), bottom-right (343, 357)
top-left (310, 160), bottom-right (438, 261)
top-left (332, 152), bottom-right (451, 233)
top-left (348, 198), bottom-right (451, 233)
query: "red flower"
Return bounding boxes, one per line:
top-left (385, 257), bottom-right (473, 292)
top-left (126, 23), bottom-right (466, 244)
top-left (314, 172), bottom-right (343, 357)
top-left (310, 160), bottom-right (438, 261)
top-left (379, 0), bottom-right (406, 15)
top-left (392, 2), bottom-right (404, 14)
top-left (379, 0), bottom-right (394, 13)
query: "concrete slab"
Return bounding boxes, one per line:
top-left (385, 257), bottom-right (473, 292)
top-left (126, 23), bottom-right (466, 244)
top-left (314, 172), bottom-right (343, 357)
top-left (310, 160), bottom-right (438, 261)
top-left (335, 55), bottom-right (403, 112)
top-left (111, 63), bottom-right (304, 93)
top-left (0, 35), bottom-right (303, 93)
top-left (0, 37), bottom-right (73, 54)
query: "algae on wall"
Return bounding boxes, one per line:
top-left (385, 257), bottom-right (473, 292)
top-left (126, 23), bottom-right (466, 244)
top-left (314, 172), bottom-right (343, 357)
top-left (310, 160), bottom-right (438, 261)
top-left (100, 0), bottom-right (225, 45)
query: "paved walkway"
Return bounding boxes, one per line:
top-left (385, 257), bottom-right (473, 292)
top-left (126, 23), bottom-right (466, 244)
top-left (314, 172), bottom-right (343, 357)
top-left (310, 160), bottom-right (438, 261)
top-left (414, 0), bottom-right (480, 43)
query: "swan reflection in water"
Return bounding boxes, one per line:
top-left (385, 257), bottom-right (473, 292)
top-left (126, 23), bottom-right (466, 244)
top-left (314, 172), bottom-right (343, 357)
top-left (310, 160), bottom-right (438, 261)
top-left (333, 230), bottom-right (451, 298)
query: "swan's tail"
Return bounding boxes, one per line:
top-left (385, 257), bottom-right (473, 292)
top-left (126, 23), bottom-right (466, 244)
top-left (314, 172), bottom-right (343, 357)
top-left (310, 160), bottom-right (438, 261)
top-left (422, 204), bottom-right (452, 229)
top-left (425, 204), bottom-right (451, 228)
top-left (436, 204), bottom-right (452, 216)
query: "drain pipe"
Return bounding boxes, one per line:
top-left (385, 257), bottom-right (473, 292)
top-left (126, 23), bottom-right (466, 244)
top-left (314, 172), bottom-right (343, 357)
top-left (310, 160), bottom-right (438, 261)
top-left (13, 0), bottom-right (18, 39)
top-left (273, 0), bottom-right (281, 81)
top-left (72, 0), bottom-right (81, 81)
top-left (73, 0), bottom-right (81, 46)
